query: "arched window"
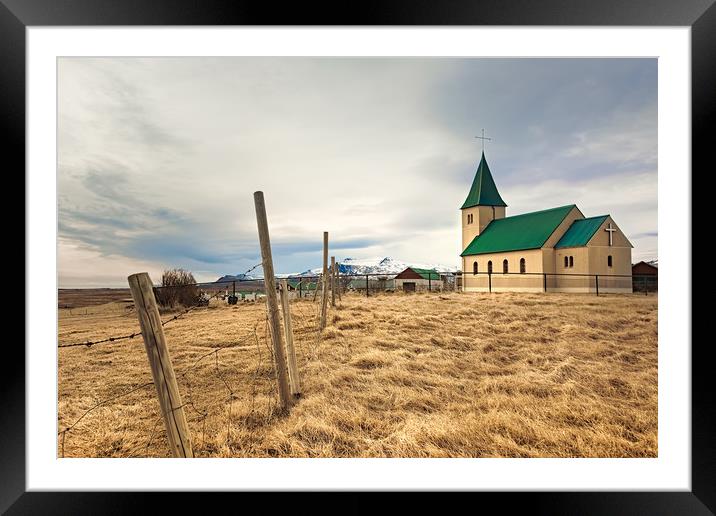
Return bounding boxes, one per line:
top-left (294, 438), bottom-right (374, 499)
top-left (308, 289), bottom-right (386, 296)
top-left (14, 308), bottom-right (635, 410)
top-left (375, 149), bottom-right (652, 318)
top-left (608, 255), bottom-right (613, 267)
top-left (569, 256), bottom-right (574, 268)
top-left (473, 261), bottom-right (478, 275)
top-left (564, 256), bottom-right (568, 268)
top-left (503, 259), bottom-right (509, 274)
top-left (487, 260), bottom-right (493, 274)
top-left (520, 258), bottom-right (526, 274)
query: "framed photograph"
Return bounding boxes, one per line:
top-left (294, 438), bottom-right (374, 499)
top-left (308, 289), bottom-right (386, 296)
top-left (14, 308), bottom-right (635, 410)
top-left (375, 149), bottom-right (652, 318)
top-left (9, 0), bottom-right (711, 512)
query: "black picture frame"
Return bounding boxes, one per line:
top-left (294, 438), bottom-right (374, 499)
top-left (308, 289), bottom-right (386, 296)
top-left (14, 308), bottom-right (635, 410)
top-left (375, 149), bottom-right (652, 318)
top-left (5, 0), bottom-right (710, 513)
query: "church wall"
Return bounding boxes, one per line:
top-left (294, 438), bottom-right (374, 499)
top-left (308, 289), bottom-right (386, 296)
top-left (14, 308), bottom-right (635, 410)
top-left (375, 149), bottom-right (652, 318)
top-left (462, 248), bottom-right (544, 292)
top-left (461, 208), bottom-right (479, 252)
top-left (587, 216), bottom-right (632, 248)
top-left (588, 247), bottom-right (632, 280)
top-left (550, 246), bottom-right (632, 292)
top-left (587, 216), bottom-right (633, 292)
top-left (541, 248), bottom-right (556, 274)
top-left (552, 247), bottom-right (593, 291)
top-left (555, 247), bottom-right (591, 274)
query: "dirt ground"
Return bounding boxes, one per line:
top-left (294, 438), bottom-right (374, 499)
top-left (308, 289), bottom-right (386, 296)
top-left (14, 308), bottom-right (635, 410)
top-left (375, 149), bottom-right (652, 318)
top-left (57, 291), bottom-right (658, 458)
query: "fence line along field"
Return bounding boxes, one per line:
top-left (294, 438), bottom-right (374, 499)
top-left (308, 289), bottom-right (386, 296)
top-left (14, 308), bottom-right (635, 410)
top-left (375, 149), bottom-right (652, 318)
top-left (58, 289), bottom-right (657, 458)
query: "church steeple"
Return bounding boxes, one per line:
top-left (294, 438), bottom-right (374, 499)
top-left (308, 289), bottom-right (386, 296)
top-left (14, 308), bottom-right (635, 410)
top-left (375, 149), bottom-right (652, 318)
top-left (460, 151), bottom-right (507, 253)
top-left (460, 152), bottom-right (507, 209)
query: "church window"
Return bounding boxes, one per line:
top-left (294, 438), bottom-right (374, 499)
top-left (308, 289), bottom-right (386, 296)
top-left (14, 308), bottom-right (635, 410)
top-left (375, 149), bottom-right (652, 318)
top-left (520, 258), bottom-right (526, 274)
top-left (487, 261), bottom-right (493, 274)
top-left (503, 259), bottom-right (509, 274)
top-left (473, 261), bottom-right (478, 275)
top-left (608, 255), bottom-right (613, 267)
top-left (564, 256), bottom-right (568, 268)
top-left (569, 256), bottom-right (574, 268)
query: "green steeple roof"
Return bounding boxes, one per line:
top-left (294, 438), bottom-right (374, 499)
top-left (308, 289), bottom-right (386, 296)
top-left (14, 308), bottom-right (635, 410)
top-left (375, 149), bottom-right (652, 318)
top-left (460, 152), bottom-right (507, 209)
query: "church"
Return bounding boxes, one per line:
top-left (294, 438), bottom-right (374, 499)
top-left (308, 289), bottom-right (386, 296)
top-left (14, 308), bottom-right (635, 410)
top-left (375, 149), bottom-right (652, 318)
top-left (460, 152), bottom-right (633, 293)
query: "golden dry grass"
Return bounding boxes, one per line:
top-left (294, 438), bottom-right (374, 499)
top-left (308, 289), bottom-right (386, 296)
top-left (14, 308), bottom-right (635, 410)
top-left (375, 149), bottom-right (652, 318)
top-left (57, 291), bottom-right (657, 458)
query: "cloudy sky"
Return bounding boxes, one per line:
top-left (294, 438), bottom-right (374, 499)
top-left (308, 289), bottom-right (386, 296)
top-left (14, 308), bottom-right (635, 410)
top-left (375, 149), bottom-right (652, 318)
top-left (58, 57), bottom-right (657, 287)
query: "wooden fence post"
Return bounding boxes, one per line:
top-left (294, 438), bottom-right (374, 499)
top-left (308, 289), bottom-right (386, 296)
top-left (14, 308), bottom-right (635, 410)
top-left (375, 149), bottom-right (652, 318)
top-left (253, 191), bottom-right (292, 410)
top-left (320, 232), bottom-right (329, 330)
top-left (330, 256), bottom-right (336, 307)
top-left (127, 272), bottom-right (193, 458)
top-left (280, 279), bottom-right (301, 397)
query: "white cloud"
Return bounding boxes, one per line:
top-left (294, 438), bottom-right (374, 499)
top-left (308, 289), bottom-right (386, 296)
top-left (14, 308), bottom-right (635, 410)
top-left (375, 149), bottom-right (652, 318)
top-left (58, 57), bottom-right (658, 285)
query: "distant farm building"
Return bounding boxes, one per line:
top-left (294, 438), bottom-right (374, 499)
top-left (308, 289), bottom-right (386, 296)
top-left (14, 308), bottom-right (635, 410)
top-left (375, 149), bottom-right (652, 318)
top-left (632, 261), bottom-right (657, 292)
top-left (287, 279), bottom-right (318, 298)
top-left (394, 267), bottom-right (443, 292)
top-left (347, 277), bottom-right (395, 292)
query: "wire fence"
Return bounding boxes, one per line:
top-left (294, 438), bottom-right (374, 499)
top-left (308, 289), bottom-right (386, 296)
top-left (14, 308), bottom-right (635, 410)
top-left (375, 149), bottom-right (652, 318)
top-left (57, 279), bottom-right (325, 458)
top-left (158, 270), bottom-right (657, 300)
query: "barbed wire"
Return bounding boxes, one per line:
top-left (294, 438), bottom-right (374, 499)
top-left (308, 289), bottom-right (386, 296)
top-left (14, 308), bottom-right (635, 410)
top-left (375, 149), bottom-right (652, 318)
top-left (58, 289), bottom-right (228, 349)
top-left (57, 265), bottom-right (327, 458)
top-left (126, 328), bottom-right (271, 457)
top-left (57, 332), bottom-right (140, 349)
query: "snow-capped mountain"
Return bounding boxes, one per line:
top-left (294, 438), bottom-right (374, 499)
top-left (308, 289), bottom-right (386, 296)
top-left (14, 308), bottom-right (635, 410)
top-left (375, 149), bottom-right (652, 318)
top-left (215, 273), bottom-right (256, 283)
top-left (216, 257), bottom-right (458, 282)
top-left (215, 272), bottom-right (294, 282)
top-left (293, 257), bottom-right (459, 278)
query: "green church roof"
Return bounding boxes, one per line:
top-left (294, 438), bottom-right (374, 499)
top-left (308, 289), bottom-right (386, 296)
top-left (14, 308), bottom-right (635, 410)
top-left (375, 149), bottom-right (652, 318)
top-left (461, 204), bottom-right (577, 256)
top-left (554, 215), bottom-right (609, 249)
top-left (410, 268), bottom-right (441, 280)
top-left (460, 152), bottom-right (507, 209)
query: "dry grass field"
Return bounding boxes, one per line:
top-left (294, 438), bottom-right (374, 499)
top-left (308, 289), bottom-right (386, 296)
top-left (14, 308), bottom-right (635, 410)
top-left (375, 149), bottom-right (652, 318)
top-left (57, 291), bottom-right (657, 458)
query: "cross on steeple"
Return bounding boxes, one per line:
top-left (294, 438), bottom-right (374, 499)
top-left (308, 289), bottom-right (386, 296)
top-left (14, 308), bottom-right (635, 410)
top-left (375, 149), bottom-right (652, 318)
top-left (475, 129), bottom-right (491, 153)
top-left (605, 222), bottom-right (616, 246)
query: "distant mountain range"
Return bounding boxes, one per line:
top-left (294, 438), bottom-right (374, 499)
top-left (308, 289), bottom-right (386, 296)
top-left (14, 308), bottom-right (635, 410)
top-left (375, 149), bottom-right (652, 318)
top-left (215, 257), bottom-right (458, 283)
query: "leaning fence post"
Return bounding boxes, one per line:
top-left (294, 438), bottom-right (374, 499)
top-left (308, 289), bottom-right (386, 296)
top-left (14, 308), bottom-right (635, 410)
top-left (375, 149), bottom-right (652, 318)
top-left (336, 265), bottom-right (342, 301)
top-left (253, 191), bottom-right (292, 410)
top-left (330, 256), bottom-right (336, 307)
top-left (279, 279), bottom-right (301, 397)
top-left (127, 272), bottom-right (193, 458)
top-left (320, 232), bottom-right (329, 330)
